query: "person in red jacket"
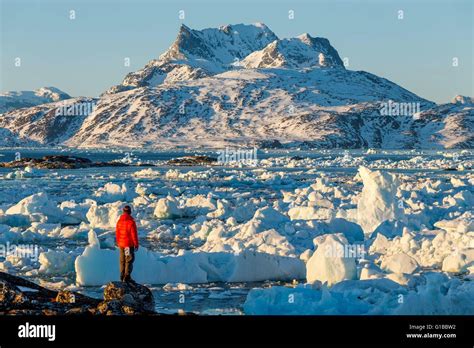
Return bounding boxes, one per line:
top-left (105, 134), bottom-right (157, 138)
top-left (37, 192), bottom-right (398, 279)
top-left (115, 205), bottom-right (139, 282)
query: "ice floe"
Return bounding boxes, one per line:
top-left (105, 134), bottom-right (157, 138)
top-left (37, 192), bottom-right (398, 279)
top-left (244, 273), bottom-right (474, 315)
top-left (1, 149), bottom-right (472, 314)
top-left (306, 233), bottom-right (357, 285)
top-left (356, 166), bottom-right (404, 236)
top-left (75, 231), bottom-right (305, 285)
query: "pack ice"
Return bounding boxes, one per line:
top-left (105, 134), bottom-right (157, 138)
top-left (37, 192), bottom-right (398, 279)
top-left (356, 166), bottom-right (403, 236)
top-left (75, 231), bottom-right (305, 285)
top-left (1, 154), bottom-right (472, 314)
top-left (243, 163), bottom-right (474, 314)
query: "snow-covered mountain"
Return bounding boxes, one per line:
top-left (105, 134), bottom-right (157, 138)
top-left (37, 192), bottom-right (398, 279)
top-left (240, 34), bottom-right (344, 69)
top-left (0, 23), bottom-right (472, 149)
top-left (411, 95), bottom-right (474, 149)
top-left (106, 23), bottom-right (279, 93)
top-left (0, 87), bottom-right (71, 114)
top-left (0, 97), bottom-right (96, 146)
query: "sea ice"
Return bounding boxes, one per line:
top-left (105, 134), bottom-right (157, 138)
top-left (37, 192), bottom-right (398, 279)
top-left (356, 166), bottom-right (403, 236)
top-left (244, 273), bottom-right (474, 315)
top-left (75, 231), bottom-right (305, 285)
top-left (5, 192), bottom-right (77, 224)
top-left (306, 233), bottom-right (357, 286)
top-left (93, 182), bottom-right (136, 203)
top-left (154, 196), bottom-right (182, 219)
top-left (380, 253), bottom-right (419, 274)
top-left (39, 250), bottom-right (75, 275)
top-left (86, 201), bottom-right (124, 229)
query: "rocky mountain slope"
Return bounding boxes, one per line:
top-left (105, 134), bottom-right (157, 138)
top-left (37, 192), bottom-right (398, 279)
top-left (0, 23), bottom-right (472, 149)
top-left (0, 87), bottom-right (70, 114)
top-left (106, 23), bottom-right (279, 93)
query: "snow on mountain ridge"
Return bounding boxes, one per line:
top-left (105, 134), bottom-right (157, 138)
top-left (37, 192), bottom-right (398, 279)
top-left (452, 95), bottom-right (473, 105)
top-left (168, 23), bottom-right (279, 64)
top-left (1, 24), bottom-right (471, 149)
top-left (0, 87), bottom-right (71, 114)
top-left (4, 68), bottom-right (458, 149)
top-left (0, 97), bottom-right (96, 146)
top-left (0, 86), bottom-right (69, 100)
top-left (106, 23), bottom-right (344, 93)
top-left (241, 34), bottom-right (344, 69)
top-left (107, 23), bottom-right (279, 93)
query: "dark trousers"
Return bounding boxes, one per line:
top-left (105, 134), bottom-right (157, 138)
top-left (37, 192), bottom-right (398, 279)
top-left (119, 247), bottom-right (135, 282)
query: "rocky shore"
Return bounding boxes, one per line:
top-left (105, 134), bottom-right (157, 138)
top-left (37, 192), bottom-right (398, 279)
top-left (0, 155), bottom-right (221, 169)
top-left (0, 272), bottom-right (159, 315)
top-left (0, 155), bottom-right (154, 169)
top-left (167, 155), bottom-right (217, 166)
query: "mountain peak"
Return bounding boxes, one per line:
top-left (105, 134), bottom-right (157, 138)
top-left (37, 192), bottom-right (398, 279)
top-left (35, 87), bottom-right (70, 100)
top-left (0, 86), bottom-right (71, 114)
top-left (163, 23), bottom-right (279, 65)
top-left (177, 23), bottom-right (193, 37)
top-left (108, 23), bottom-right (344, 92)
top-left (218, 22), bottom-right (272, 33)
top-left (241, 33), bottom-right (344, 69)
top-left (179, 23), bottom-right (191, 30)
top-left (297, 33), bottom-right (313, 43)
top-left (1, 86), bottom-right (70, 99)
top-left (452, 95), bottom-right (473, 105)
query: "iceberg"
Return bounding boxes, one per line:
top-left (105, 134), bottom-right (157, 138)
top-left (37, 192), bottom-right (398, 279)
top-left (5, 192), bottom-right (77, 224)
top-left (306, 233), bottom-right (357, 286)
top-left (154, 196), bottom-right (182, 219)
top-left (75, 231), bottom-right (305, 286)
top-left (244, 274), bottom-right (474, 315)
top-left (86, 201), bottom-right (123, 229)
top-left (39, 250), bottom-right (75, 275)
top-left (356, 166), bottom-right (404, 236)
top-left (93, 182), bottom-right (136, 204)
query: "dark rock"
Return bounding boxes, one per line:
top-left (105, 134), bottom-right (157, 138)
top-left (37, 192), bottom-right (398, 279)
top-left (65, 307), bottom-right (92, 315)
top-left (94, 161), bottom-right (131, 168)
top-left (96, 299), bottom-right (138, 316)
top-left (0, 155), bottom-right (149, 169)
top-left (0, 272), bottom-right (100, 315)
top-left (0, 272), bottom-right (198, 316)
top-left (0, 280), bottom-right (28, 309)
top-left (4, 309), bottom-right (41, 315)
top-left (97, 300), bottom-right (122, 315)
top-left (103, 281), bottom-right (155, 313)
top-left (298, 141), bottom-right (318, 149)
top-left (0, 155), bottom-right (92, 169)
top-left (122, 305), bottom-right (139, 315)
top-left (55, 290), bottom-right (77, 304)
top-left (42, 309), bottom-right (59, 316)
top-left (167, 155), bottom-right (217, 166)
top-left (255, 139), bottom-right (283, 149)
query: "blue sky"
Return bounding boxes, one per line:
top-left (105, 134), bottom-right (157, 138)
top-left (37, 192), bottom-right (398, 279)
top-left (1, 0), bottom-right (472, 103)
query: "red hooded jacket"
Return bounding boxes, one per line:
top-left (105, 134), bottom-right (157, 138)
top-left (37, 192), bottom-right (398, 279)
top-left (115, 213), bottom-right (139, 248)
